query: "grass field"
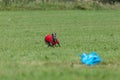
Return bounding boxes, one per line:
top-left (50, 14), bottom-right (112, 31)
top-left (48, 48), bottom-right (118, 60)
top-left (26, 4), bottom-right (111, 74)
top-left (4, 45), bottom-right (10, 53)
top-left (0, 10), bottom-right (120, 80)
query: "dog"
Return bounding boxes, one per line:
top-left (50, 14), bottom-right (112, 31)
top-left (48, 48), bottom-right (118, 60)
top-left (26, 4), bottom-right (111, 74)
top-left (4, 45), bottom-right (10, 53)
top-left (44, 33), bottom-right (60, 47)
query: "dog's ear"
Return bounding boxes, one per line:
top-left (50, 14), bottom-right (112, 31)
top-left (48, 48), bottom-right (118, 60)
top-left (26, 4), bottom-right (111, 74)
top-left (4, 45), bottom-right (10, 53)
top-left (52, 32), bottom-right (56, 36)
top-left (52, 33), bottom-right (53, 36)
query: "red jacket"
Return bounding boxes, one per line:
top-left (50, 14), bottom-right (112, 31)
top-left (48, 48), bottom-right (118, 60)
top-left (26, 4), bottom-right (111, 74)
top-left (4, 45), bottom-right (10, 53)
top-left (44, 34), bottom-right (59, 45)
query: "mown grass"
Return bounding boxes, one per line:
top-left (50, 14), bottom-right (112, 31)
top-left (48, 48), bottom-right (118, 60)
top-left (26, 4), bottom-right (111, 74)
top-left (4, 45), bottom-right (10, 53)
top-left (0, 10), bottom-right (120, 80)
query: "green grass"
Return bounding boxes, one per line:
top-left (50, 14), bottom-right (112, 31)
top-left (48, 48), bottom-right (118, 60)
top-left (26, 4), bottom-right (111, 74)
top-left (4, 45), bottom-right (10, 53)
top-left (0, 10), bottom-right (120, 80)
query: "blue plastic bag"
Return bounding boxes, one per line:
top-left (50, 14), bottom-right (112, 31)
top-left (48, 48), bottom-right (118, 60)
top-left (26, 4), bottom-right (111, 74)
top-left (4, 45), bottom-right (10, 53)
top-left (78, 52), bottom-right (101, 66)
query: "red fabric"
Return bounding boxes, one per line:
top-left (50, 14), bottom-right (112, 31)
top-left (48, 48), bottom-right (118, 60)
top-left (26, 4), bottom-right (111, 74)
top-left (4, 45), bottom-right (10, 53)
top-left (44, 34), bottom-right (58, 45)
top-left (52, 39), bottom-right (59, 45)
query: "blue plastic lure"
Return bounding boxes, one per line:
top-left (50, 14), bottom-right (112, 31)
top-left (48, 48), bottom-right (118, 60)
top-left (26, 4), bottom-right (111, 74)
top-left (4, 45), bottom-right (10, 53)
top-left (78, 52), bottom-right (102, 66)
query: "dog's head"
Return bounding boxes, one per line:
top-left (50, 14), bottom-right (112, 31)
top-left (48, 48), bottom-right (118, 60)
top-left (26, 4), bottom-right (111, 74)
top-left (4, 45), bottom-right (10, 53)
top-left (52, 32), bottom-right (57, 42)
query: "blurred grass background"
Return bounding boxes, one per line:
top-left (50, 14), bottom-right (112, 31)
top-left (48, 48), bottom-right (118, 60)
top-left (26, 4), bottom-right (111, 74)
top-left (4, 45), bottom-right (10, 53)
top-left (0, 0), bottom-right (120, 10)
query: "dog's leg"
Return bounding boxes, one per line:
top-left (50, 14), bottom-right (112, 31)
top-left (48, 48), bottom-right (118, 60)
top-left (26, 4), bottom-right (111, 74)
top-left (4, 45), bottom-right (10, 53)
top-left (57, 42), bottom-right (60, 47)
top-left (46, 42), bottom-right (51, 47)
